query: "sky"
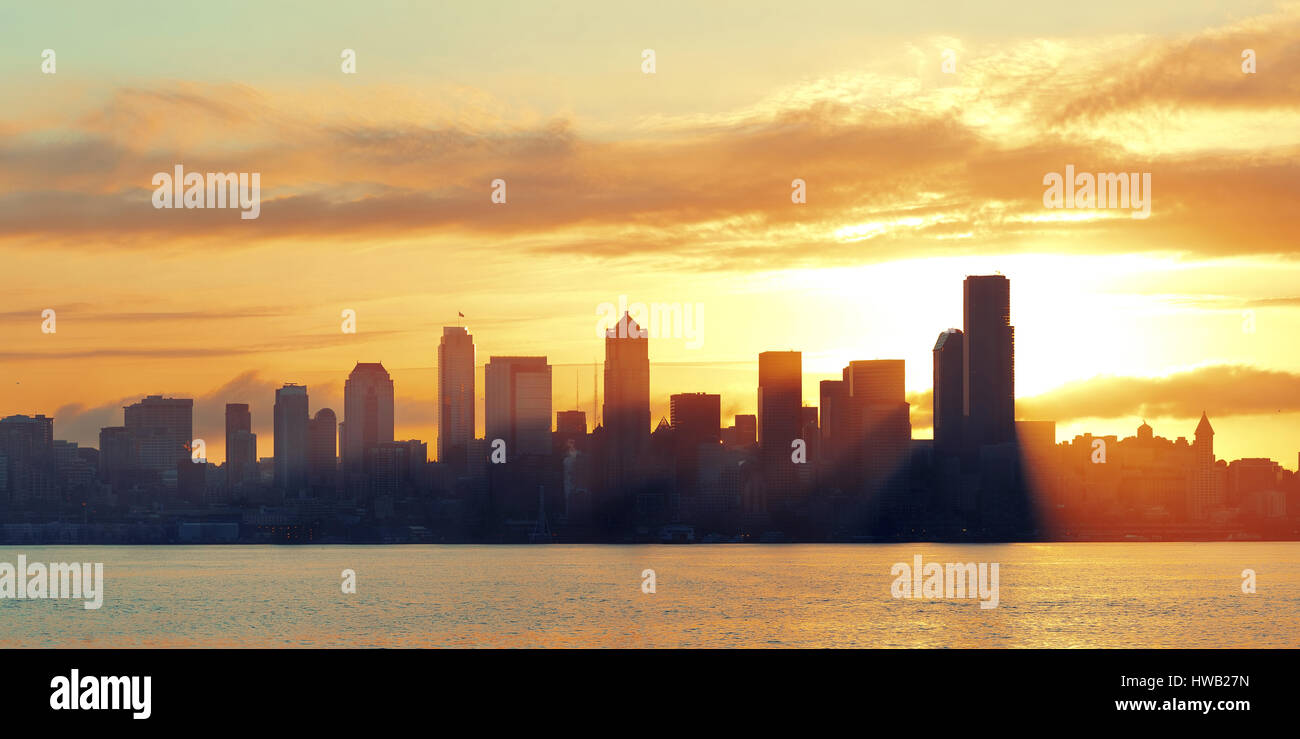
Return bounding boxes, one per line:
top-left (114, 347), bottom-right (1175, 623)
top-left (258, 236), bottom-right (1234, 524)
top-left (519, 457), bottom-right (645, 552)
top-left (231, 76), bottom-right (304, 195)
top-left (1, 1), bottom-right (1299, 465)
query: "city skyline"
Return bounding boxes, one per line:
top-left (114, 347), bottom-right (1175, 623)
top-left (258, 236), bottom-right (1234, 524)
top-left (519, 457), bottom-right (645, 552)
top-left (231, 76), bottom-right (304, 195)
top-left (2, 271), bottom-right (1293, 544)
top-left (5, 278), bottom-right (1300, 474)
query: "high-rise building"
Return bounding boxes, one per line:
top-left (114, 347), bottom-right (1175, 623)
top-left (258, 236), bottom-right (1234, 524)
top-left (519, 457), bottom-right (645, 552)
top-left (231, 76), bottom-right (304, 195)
top-left (123, 395), bottom-right (193, 475)
top-left (225, 403), bottom-right (254, 488)
top-left (0, 414), bottom-right (55, 506)
top-left (670, 393), bottom-right (721, 445)
top-left (842, 360), bottom-right (912, 508)
top-left (963, 275), bottom-right (1015, 449)
top-left (758, 351), bottom-right (802, 505)
top-left (308, 408), bottom-right (337, 488)
top-left (273, 384), bottom-right (309, 495)
top-left (343, 363), bottom-right (395, 474)
top-left (932, 328), bottom-right (964, 457)
top-left (485, 356), bottom-right (553, 456)
top-left (1190, 411), bottom-right (1218, 519)
top-left (438, 326), bottom-right (475, 468)
top-left (670, 393), bottom-right (721, 496)
top-left (97, 426), bottom-right (132, 489)
top-left (603, 312), bottom-right (650, 494)
top-left (758, 351), bottom-right (801, 452)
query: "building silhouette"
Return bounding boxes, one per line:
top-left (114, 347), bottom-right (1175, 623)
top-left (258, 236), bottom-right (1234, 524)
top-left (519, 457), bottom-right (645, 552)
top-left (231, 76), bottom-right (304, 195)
top-left (123, 395), bottom-right (193, 477)
top-left (225, 403), bottom-right (254, 489)
top-left (437, 326), bottom-right (475, 470)
top-left (670, 392), bottom-right (721, 500)
top-left (273, 384), bottom-right (309, 496)
top-left (932, 328), bottom-right (964, 457)
top-left (485, 356), bottom-right (552, 456)
top-left (0, 414), bottom-right (55, 507)
top-left (308, 408), bottom-right (337, 492)
top-left (1191, 411), bottom-right (1218, 519)
top-left (343, 362), bottom-right (395, 476)
top-left (603, 312), bottom-right (650, 502)
top-left (758, 350), bottom-right (802, 510)
top-left (963, 275), bottom-right (1015, 449)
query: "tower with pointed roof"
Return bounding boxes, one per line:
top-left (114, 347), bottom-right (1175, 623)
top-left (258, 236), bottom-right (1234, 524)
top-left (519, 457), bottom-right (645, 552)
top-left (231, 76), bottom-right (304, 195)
top-left (603, 312), bottom-right (650, 502)
top-left (1190, 411), bottom-right (1218, 519)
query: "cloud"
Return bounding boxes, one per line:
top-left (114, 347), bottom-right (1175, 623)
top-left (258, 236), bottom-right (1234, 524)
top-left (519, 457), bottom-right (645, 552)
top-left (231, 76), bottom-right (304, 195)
top-left (1, 8), bottom-right (1297, 269)
top-left (1017, 364), bottom-right (1300, 422)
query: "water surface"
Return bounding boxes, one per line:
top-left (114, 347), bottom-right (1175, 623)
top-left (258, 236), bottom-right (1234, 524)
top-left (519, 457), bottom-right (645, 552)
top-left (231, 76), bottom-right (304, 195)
top-left (1, 543), bottom-right (1294, 648)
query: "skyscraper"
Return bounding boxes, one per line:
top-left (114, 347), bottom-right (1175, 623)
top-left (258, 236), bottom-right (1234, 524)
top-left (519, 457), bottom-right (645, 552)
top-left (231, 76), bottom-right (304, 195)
top-left (308, 408), bottom-right (337, 489)
top-left (758, 351), bottom-right (802, 506)
top-left (343, 362), bottom-right (395, 474)
top-left (843, 360), bottom-right (912, 508)
top-left (273, 384), bottom-right (309, 495)
top-left (932, 328), bottom-right (964, 457)
top-left (963, 275), bottom-right (1015, 449)
top-left (670, 393), bottom-right (721, 496)
top-left (438, 326), bottom-right (475, 469)
top-left (485, 356), bottom-right (553, 456)
top-left (758, 351), bottom-right (801, 453)
top-left (603, 312), bottom-right (650, 494)
top-left (1190, 411), bottom-right (1218, 519)
top-left (0, 414), bottom-right (55, 506)
top-left (123, 395), bottom-right (193, 476)
top-left (225, 403), bottom-right (254, 489)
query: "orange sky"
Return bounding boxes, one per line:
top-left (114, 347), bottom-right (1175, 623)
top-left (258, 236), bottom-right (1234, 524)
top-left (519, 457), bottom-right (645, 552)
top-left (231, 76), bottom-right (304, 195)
top-left (2, 1), bottom-right (1299, 465)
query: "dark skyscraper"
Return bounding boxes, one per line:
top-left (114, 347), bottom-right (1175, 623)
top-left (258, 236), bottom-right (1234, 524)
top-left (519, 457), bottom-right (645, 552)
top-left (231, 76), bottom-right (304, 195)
top-left (843, 360), bottom-right (912, 510)
top-left (932, 328), bottom-right (964, 457)
top-left (273, 384), bottom-right (309, 495)
top-left (758, 351), bottom-right (802, 506)
top-left (0, 414), bottom-right (55, 507)
top-left (670, 392), bottom-right (721, 497)
top-left (963, 275), bottom-right (1015, 449)
top-left (343, 362), bottom-right (395, 475)
top-left (603, 312), bottom-right (650, 495)
top-left (123, 395), bottom-right (193, 478)
top-left (225, 403), bottom-right (254, 489)
top-left (308, 408), bottom-right (337, 489)
top-left (758, 351), bottom-right (801, 453)
top-left (485, 356), bottom-right (553, 456)
top-left (438, 326), bottom-right (475, 469)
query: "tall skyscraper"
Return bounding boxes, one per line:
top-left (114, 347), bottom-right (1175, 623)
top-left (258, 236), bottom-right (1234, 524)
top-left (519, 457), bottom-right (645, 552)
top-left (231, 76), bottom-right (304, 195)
top-left (758, 351), bottom-right (802, 505)
top-left (834, 359), bottom-right (913, 521)
top-left (123, 395), bottom-right (193, 476)
top-left (758, 351), bottom-right (801, 453)
top-left (932, 328), bottom-right (964, 457)
top-left (603, 312), bottom-right (650, 494)
top-left (343, 362), bottom-right (395, 474)
top-left (97, 426), bottom-right (132, 490)
top-left (963, 275), bottom-right (1015, 449)
top-left (438, 326), bottom-right (475, 468)
top-left (485, 356), bottom-right (553, 456)
top-left (308, 408), bottom-right (337, 488)
top-left (670, 393), bottom-right (721, 496)
top-left (273, 384), bottom-right (309, 494)
top-left (225, 403), bottom-right (253, 488)
top-left (0, 414), bottom-right (55, 506)
top-left (1190, 411), bottom-right (1218, 519)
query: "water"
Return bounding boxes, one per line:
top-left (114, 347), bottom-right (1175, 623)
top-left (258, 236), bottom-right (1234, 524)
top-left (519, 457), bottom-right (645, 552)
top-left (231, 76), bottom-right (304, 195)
top-left (1, 543), bottom-right (1295, 648)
